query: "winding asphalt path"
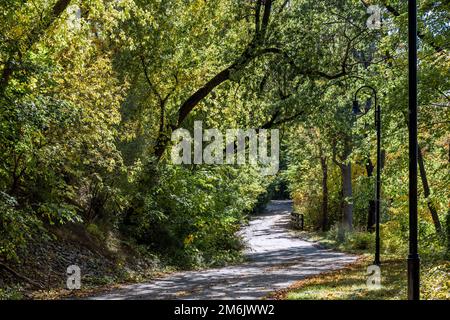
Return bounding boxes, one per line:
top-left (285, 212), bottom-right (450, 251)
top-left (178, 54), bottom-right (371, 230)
top-left (91, 200), bottom-right (357, 300)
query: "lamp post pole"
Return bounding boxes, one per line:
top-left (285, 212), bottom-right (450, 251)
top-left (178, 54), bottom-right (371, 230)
top-left (353, 85), bottom-right (381, 266)
top-left (408, 0), bottom-right (420, 301)
top-left (374, 101), bottom-right (381, 266)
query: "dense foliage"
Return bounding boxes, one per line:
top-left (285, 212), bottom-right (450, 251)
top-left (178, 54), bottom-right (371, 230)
top-left (0, 0), bottom-right (448, 281)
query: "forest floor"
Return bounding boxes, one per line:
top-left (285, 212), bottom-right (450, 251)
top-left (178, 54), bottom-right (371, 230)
top-left (87, 200), bottom-right (358, 299)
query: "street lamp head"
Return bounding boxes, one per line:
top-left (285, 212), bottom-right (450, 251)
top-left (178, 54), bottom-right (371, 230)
top-left (353, 85), bottom-right (377, 114)
top-left (352, 100), bottom-right (362, 115)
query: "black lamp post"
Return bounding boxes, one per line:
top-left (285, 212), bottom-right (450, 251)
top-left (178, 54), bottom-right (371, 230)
top-left (408, 0), bottom-right (420, 300)
top-left (353, 85), bottom-right (381, 266)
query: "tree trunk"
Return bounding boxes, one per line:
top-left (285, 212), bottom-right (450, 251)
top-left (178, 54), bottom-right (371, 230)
top-left (365, 157), bottom-right (376, 231)
top-left (341, 162), bottom-right (353, 231)
top-left (331, 135), bottom-right (353, 236)
top-left (340, 136), bottom-right (353, 231)
top-left (418, 145), bottom-right (442, 234)
top-left (320, 156), bottom-right (329, 231)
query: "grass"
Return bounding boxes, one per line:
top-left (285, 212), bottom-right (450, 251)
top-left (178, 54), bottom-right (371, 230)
top-left (277, 230), bottom-right (450, 300)
top-left (273, 257), bottom-right (406, 300)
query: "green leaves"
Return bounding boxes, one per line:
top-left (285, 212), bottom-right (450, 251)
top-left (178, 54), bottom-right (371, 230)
top-left (0, 0), bottom-right (447, 270)
top-left (0, 192), bottom-right (43, 261)
top-left (38, 202), bottom-right (82, 225)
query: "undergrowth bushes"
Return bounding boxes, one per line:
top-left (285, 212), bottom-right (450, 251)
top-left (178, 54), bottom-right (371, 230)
top-left (121, 163), bottom-right (270, 268)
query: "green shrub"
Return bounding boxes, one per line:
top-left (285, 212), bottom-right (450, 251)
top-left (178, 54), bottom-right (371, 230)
top-left (86, 223), bottom-right (106, 241)
top-left (347, 231), bottom-right (374, 251)
top-left (0, 192), bottom-right (43, 261)
top-left (122, 164), bottom-right (268, 268)
top-left (381, 220), bottom-right (408, 256)
top-left (0, 285), bottom-right (24, 300)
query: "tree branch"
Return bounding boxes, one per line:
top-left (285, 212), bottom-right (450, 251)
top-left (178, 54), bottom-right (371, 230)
top-left (379, 0), bottom-right (444, 52)
top-left (260, 0), bottom-right (273, 41)
top-left (0, 261), bottom-right (44, 289)
top-left (140, 55), bottom-right (163, 104)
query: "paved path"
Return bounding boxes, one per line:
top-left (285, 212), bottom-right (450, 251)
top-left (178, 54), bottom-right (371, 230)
top-left (91, 200), bottom-right (357, 300)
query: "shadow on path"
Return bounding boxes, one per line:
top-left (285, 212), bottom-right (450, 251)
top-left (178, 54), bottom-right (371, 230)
top-left (90, 200), bottom-right (357, 300)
